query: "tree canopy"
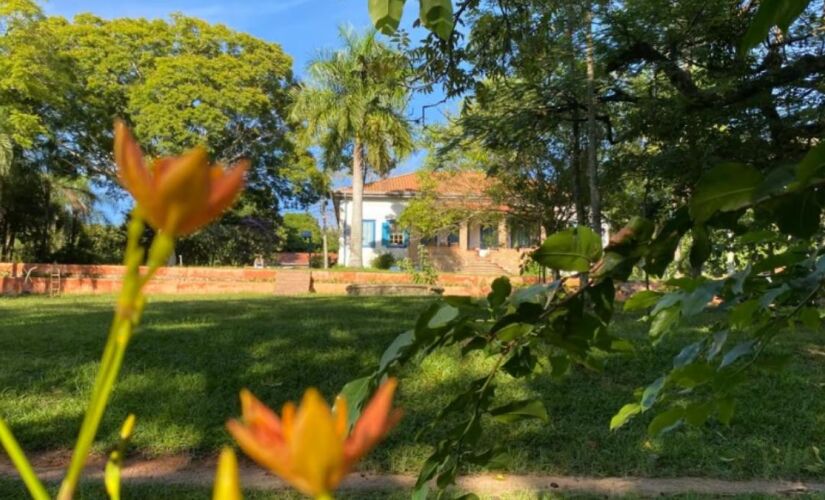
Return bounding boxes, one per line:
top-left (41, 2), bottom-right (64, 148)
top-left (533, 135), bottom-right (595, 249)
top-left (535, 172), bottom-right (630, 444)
top-left (0, 0), bottom-right (325, 263)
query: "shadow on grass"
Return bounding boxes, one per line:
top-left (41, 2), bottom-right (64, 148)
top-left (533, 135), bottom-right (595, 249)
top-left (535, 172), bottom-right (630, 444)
top-left (1, 295), bottom-right (824, 481)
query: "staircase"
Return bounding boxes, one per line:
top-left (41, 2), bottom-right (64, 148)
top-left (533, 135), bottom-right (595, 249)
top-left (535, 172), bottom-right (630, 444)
top-left (460, 253), bottom-right (510, 276)
top-left (273, 270), bottom-right (313, 295)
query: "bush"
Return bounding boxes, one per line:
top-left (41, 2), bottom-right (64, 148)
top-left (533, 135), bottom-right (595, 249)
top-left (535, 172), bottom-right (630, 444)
top-left (371, 252), bottom-right (396, 270)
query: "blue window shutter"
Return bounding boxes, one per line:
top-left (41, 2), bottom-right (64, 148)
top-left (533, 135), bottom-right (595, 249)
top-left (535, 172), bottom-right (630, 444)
top-left (381, 221), bottom-right (390, 247)
top-left (402, 230), bottom-right (410, 248)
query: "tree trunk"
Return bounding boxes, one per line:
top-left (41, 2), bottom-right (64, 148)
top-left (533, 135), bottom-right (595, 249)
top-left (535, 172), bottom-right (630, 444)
top-left (585, 0), bottom-right (602, 236)
top-left (567, 5), bottom-right (588, 228)
top-left (349, 139), bottom-right (365, 268)
top-left (321, 196), bottom-right (329, 269)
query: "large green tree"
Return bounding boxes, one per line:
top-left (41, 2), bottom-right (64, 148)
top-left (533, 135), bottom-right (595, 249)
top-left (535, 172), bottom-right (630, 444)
top-left (291, 28), bottom-right (414, 268)
top-left (0, 1), bottom-right (325, 263)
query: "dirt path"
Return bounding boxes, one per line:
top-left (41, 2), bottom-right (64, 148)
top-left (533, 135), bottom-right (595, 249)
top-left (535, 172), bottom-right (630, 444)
top-left (1, 453), bottom-right (824, 496)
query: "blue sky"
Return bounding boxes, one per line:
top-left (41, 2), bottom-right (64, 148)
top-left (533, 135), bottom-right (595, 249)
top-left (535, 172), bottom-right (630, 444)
top-left (42, 0), bottom-right (456, 219)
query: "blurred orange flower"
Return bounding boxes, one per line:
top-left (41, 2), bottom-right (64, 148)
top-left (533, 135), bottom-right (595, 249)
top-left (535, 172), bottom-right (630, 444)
top-left (113, 120), bottom-right (248, 236)
top-left (227, 379), bottom-right (402, 498)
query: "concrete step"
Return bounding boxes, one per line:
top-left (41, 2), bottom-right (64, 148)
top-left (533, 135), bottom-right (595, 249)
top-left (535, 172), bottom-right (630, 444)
top-left (273, 271), bottom-right (312, 295)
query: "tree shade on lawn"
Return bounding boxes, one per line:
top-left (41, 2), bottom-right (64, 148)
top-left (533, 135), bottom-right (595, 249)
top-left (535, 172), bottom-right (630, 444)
top-left (0, 295), bottom-right (823, 480)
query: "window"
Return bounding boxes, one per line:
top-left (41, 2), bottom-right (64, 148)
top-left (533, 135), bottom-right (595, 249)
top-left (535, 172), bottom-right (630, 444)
top-left (362, 220), bottom-right (376, 248)
top-left (381, 220), bottom-right (408, 248)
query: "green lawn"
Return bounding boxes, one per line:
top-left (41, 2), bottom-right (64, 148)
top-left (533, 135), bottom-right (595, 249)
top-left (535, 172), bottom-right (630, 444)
top-left (1, 294), bottom-right (824, 481)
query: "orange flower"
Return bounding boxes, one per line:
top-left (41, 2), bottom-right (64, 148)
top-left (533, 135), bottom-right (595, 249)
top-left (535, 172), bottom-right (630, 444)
top-left (227, 379), bottom-right (402, 498)
top-left (113, 120), bottom-right (248, 236)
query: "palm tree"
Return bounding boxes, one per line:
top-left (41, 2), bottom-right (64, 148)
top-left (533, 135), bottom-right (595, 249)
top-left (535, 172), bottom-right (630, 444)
top-left (291, 28), bottom-right (413, 268)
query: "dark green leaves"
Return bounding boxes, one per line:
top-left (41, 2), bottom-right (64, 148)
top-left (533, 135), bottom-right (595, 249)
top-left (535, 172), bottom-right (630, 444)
top-left (690, 163), bottom-right (763, 223)
top-left (648, 407), bottom-right (684, 436)
top-left (369, 0), bottom-right (407, 34)
top-left (487, 277), bottom-right (512, 309)
top-left (741, 0), bottom-right (811, 51)
top-left (489, 399), bottom-right (548, 423)
top-left (532, 226), bottom-right (603, 272)
top-left (796, 142), bottom-right (825, 184)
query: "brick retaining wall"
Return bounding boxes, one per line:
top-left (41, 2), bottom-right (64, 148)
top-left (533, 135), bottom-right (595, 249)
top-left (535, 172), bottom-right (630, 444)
top-left (0, 262), bottom-right (541, 297)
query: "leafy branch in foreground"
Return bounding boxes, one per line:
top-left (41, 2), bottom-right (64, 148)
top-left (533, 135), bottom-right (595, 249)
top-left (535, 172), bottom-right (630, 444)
top-left (341, 139), bottom-right (825, 497)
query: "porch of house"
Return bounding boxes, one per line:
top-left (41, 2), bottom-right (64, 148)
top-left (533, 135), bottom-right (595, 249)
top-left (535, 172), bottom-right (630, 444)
top-left (413, 218), bottom-right (542, 276)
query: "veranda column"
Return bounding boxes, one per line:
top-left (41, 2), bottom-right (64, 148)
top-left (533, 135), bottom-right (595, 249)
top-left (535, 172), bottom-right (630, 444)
top-left (498, 218), bottom-right (509, 248)
top-left (459, 221), bottom-right (469, 250)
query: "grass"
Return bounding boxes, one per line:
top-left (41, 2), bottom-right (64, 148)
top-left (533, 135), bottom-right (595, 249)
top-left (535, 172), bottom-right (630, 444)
top-left (0, 294), bottom-right (824, 482)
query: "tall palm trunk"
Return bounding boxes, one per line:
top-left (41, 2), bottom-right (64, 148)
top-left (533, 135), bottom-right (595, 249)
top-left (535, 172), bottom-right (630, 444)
top-left (321, 195), bottom-right (329, 269)
top-left (349, 138), bottom-right (365, 267)
top-left (585, 0), bottom-right (602, 236)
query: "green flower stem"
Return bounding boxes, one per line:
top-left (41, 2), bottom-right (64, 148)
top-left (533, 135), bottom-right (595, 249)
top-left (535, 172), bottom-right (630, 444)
top-left (57, 215), bottom-right (172, 500)
top-left (315, 494), bottom-right (334, 500)
top-left (0, 418), bottom-right (49, 500)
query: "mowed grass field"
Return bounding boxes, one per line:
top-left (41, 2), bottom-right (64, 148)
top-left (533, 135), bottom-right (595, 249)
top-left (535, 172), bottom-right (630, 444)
top-left (1, 294), bottom-right (824, 480)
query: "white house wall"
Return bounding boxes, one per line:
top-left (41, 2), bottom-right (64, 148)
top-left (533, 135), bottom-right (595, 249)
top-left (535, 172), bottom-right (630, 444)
top-left (338, 196), bottom-right (410, 267)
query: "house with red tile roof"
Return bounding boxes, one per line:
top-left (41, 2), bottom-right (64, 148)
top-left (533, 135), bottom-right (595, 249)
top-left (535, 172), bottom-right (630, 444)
top-left (333, 171), bottom-right (545, 274)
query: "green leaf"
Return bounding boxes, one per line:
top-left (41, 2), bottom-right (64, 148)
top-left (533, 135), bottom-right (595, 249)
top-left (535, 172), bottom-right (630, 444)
top-left (772, 191), bottom-right (822, 238)
top-left (689, 163), bottom-right (762, 223)
top-left (730, 300), bottom-right (761, 331)
top-left (641, 376), bottom-right (666, 411)
top-left (670, 362), bottom-right (715, 389)
top-left (689, 225), bottom-right (712, 270)
top-left (741, 0), bottom-right (809, 51)
top-left (495, 322), bottom-right (534, 342)
top-left (799, 307), bottom-right (821, 330)
top-left (707, 331), bottom-right (728, 360)
top-left (420, 0), bottom-right (454, 40)
top-left (490, 398), bottom-right (549, 423)
top-left (610, 402), bottom-right (642, 431)
top-left (487, 277), bottom-right (512, 309)
top-left (379, 330), bottom-right (415, 372)
top-left (720, 341), bottom-right (756, 369)
top-left (502, 346), bottom-right (538, 377)
top-left (673, 341), bottom-right (703, 369)
top-left (338, 376), bottom-right (371, 429)
top-left (369, 0), bottom-right (406, 34)
top-left (684, 402), bottom-right (713, 427)
top-left (650, 305), bottom-right (680, 339)
top-left (624, 290), bottom-right (662, 312)
top-left (681, 281), bottom-right (720, 317)
top-left (716, 398), bottom-right (735, 425)
top-left (796, 142), bottom-right (825, 184)
top-left (532, 227), bottom-right (603, 272)
top-left (549, 355), bottom-right (571, 378)
top-left (648, 407), bottom-right (685, 436)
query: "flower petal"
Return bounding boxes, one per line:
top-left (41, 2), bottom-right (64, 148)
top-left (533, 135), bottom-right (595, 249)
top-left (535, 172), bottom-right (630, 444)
top-left (113, 120), bottom-right (152, 202)
top-left (289, 389), bottom-right (346, 497)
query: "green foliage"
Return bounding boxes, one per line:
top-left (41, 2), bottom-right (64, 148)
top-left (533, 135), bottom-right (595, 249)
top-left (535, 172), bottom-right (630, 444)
top-left (367, 0), bottom-right (454, 40)
top-left (0, 3), bottom-right (321, 262)
top-left (281, 213), bottom-right (322, 252)
top-left (400, 245), bottom-right (438, 285)
top-left (371, 252), bottom-right (396, 270)
top-left (532, 226), bottom-right (603, 272)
